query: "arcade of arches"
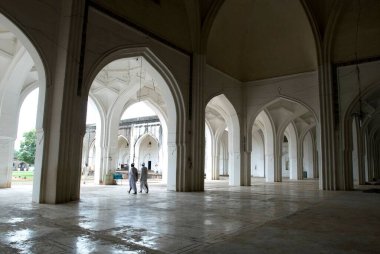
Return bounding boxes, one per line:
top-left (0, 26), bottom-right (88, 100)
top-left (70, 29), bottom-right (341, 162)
top-left (0, 1), bottom-right (380, 252)
top-left (1, 0), bottom-right (380, 204)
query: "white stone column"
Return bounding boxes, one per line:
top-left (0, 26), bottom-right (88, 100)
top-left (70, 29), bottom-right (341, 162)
top-left (186, 53), bottom-right (205, 191)
top-left (289, 144), bottom-right (298, 180)
top-left (297, 138), bottom-right (304, 180)
top-left (357, 127), bottom-right (366, 185)
top-left (32, 128), bottom-right (44, 201)
top-left (265, 135), bottom-right (275, 182)
top-left (352, 118), bottom-right (360, 185)
top-left (342, 117), bottom-right (354, 190)
top-left (0, 138), bottom-right (14, 188)
top-left (274, 135), bottom-right (282, 182)
top-left (38, 0), bottom-right (87, 203)
top-left (211, 137), bottom-right (219, 180)
top-left (318, 2), bottom-right (344, 190)
top-left (312, 130), bottom-right (319, 179)
top-left (166, 141), bottom-right (176, 190)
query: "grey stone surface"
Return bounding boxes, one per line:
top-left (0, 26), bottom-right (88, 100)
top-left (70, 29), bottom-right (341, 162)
top-left (0, 179), bottom-right (379, 253)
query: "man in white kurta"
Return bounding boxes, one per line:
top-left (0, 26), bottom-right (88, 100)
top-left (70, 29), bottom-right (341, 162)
top-left (139, 163), bottom-right (149, 193)
top-left (128, 163), bottom-right (138, 194)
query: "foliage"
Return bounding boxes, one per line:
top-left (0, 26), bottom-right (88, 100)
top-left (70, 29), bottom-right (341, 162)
top-left (16, 129), bottom-right (36, 165)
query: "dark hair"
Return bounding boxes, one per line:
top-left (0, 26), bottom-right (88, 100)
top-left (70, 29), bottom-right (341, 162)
top-left (131, 163), bottom-right (134, 167)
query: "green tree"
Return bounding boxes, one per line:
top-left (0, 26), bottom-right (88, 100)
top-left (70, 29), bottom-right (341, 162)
top-left (16, 129), bottom-right (36, 165)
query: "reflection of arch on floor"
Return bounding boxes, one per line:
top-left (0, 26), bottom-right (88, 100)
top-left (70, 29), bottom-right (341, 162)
top-left (83, 48), bottom-right (185, 191)
top-left (0, 13), bottom-right (46, 203)
top-left (205, 94), bottom-right (240, 185)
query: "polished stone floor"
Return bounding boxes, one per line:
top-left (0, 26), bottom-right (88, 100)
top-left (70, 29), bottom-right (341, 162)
top-left (1, 179), bottom-right (380, 254)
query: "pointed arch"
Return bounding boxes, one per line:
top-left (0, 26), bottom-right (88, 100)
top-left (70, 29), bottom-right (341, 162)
top-left (134, 132), bottom-right (160, 171)
top-left (251, 128), bottom-right (265, 177)
top-left (343, 81), bottom-right (380, 189)
top-left (83, 47), bottom-right (186, 191)
top-left (254, 110), bottom-right (275, 182)
top-left (205, 94), bottom-right (241, 186)
top-left (0, 13), bottom-right (47, 203)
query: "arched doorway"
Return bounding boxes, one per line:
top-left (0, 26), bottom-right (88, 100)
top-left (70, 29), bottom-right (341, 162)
top-left (83, 50), bottom-right (183, 190)
top-left (250, 98), bottom-right (317, 183)
top-left (0, 13), bottom-right (46, 202)
top-left (205, 94), bottom-right (240, 186)
top-left (343, 80), bottom-right (380, 188)
top-left (135, 134), bottom-right (160, 171)
top-left (117, 135), bottom-right (130, 168)
top-left (251, 110), bottom-right (275, 182)
top-left (251, 128), bottom-right (265, 178)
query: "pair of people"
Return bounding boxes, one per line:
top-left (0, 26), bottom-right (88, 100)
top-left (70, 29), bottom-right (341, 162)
top-left (128, 163), bottom-right (149, 194)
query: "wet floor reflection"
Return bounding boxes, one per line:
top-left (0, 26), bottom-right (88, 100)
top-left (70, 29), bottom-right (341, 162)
top-left (2, 180), bottom-right (378, 253)
top-left (7, 217), bottom-right (24, 223)
top-left (111, 227), bottom-right (159, 250)
top-left (6, 229), bottom-right (33, 243)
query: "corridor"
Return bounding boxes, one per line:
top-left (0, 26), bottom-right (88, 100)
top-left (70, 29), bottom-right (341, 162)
top-left (1, 179), bottom-right (379, 253)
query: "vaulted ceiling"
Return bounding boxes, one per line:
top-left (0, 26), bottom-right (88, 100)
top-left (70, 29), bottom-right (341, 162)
top-left (90, 57), bottom-right (166, 117)
top-left (206, 0), bottom-right (318, 81)
top-left (91, 0), bottom-right (380, 83)
top-left (0, 24), bottom-right (37, 97)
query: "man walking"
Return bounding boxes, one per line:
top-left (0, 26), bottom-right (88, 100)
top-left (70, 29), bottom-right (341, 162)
top-left (128, 163), bottom-right (138, 194)
top-left (139, 163), bottom-right (149, 193)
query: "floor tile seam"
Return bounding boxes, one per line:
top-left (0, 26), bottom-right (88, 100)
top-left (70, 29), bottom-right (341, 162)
top-left (170, 242), bottom-right (206, 254)
top-left (138, 228), bottom-right (255, 246)
top-left (171, 223), bottom-right (267, 254)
